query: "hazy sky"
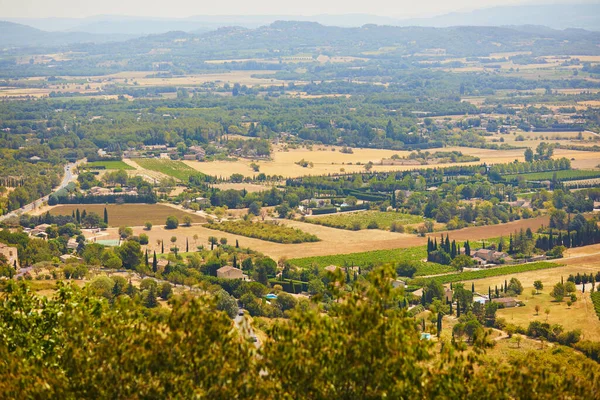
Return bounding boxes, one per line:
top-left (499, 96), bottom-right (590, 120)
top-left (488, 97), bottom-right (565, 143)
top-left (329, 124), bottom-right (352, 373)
top-left (0, 0), bottom-right (568, 19)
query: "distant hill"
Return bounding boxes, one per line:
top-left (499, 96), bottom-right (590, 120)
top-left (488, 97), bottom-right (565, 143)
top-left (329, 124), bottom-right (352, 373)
top-left (1, 19), bottom-right (599, 57)
top-left (3, 4), bottom-right (599, 38)
top-left (401, 3), bottom-right (600, 31)
top-left (0, 21), bottom-right (133, 48)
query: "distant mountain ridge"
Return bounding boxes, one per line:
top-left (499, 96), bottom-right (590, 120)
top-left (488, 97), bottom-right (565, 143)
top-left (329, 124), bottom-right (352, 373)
top-left (0, 21), bottom-right (133, 48)
top-left (2, 3), bottom-right (599, 38)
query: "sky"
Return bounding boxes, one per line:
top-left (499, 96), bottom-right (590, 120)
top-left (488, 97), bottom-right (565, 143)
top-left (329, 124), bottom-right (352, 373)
top-left (0, 0), bottom-right (572, 19)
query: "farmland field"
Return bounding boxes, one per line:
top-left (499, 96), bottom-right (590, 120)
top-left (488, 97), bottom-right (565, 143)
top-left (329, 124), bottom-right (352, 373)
top-left (305, 210), bottom-right (424, 231)
top-left (289, 246), bottom-right (454, 277)
top-left (205, 220), bottom-right (320, 244)
top-left (48, 204), bottom-right (205, 227)
top-left (417, 261), bottom-right (561, 285)
top-left (183, 144), bottom-right (600, 179)
top-left (84, 161), bottom-right (134, 170)
top-left (592, 292), bottom-right (600, 320)
top-left (504, 169), bottom-right (600, 182)
top-left (133, 159), bottom-right (203, 181)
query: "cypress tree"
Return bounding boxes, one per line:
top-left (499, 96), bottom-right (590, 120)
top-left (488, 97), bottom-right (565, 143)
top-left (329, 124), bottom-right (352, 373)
top-left (489, 286), bottom-right (492, 299)
top-left (233, 255), bottom-right (237, 269)
top-left (76, 209), bottom-right (80, 223)
top-left (186, 238), bottom-right (189, 253)
top-left (161, 241), bottom-right (164, 254)
top-left (152, 251), bottom-right (157, 273)
top-left (81, 210), bottom-right (87, 220)
top-left (457, 300), bottom-right (461, 317)
top-left (145, 250), bottom-right (149, 267)
top-left (104, 207), bottom-right (108, 224)
top-left (437, 312), bottom-right (442, 338)
top-left (236, 239), bottom-right (239, 248)
top-left (472, 283), bottom-right (475, 293)
top-left (72, 210), bottom-right (75, 219)
top-left (449, 300), bottom-right (453, 314)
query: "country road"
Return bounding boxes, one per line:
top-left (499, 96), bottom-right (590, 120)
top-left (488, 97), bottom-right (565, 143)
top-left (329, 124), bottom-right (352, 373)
top-left (0, 159), bottom-right (84, 222)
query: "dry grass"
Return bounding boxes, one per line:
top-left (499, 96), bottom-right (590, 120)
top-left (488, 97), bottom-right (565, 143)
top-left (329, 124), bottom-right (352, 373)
top-left (460, 244), bottom-right (600, 341)
top-left (486, 130), bottom-right (599, 148)
top-left (184, 143), bottom-right (600, 179)
top-left (430, 215), bottom-right (550, 242)
top-left (48, 204), bottom-right (205, 227)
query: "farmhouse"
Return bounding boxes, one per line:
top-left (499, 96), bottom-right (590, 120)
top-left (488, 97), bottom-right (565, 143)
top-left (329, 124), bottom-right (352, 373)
top-left (492, 297), bottom-right (518, 308)
top-left (0, 243), bottom-right (19, 270)
top-left (472, 249), bottom-right (509, 264)
top-left (59, 254), bottom-right (81, 263)
top-left (217, 266), bottom-right (244, 280)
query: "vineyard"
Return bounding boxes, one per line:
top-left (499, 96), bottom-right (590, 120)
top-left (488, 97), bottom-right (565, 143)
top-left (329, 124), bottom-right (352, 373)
top-left (84, 161), bottom-right (134, 170)
top-left (206, 220), bottom-right (320, 244)
top-left (504, 170), bottom-right (600, 182)
top-left (414, 261), bottom-right (561, 285)
top-left (289, 246), bottom-right (454, 276)
top-left (134, 159), bottom-right (202, 181)
top-left (306, 210), bottom-right (423, 231)
top-left (592, 292), bottom-right (600, 320)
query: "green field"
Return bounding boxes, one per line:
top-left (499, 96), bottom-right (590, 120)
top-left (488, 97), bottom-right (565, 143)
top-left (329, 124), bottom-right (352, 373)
top-left (592, 291), bottom-right (600, 320)
top-left (414, 261), bottom-right (561, 285)
top-left (84, 161), bottom-right (134, 170)
top-left (135, 159), bottom-right (201, 181)
top-left (289, 246), bottom-right (454, 276)
top-left (206, 221), bottom-right (320, 244)
top-left (306, 210), bottom-right (423, 231)
top-left (504, 170), bottom-right (600, 182)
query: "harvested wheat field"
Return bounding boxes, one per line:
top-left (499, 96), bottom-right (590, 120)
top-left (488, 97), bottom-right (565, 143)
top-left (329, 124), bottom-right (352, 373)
top-left (185, 144), bottom-right (600, 179)
top-left (48, 204), bottom-right (205, 227)
top-left (429, 216), bottom-right (550, 241)
top-left (97, 219), bottom-right (424, 260)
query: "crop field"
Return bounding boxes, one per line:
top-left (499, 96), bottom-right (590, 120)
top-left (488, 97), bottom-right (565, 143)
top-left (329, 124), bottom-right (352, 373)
top-left (184, 144), bottom-right (600, 178)
top-left (133, 159), bottom-right (202, 181)
top-left (504, 169), bottom-right (600, 182)
top-left (48, 204), bottom-right (205, 227)
top-left (84, 161), bottom-right (134, 170)
top-left (289, 246), bottom-right (454, 277)
top-left (417, 261), bottom-right (561, 285)
top-left (205, 220), bottom-right (320, 244)
top-left (456, 247), bottom-right (600, 342)
top-left (306, 210), bottom-right (423, 231)
top-left (592, 292), bottom-right (600, 320)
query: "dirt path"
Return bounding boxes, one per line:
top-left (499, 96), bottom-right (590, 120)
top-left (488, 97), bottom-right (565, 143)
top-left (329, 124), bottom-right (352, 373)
top-left (122, 158), bottom-right (172, 183)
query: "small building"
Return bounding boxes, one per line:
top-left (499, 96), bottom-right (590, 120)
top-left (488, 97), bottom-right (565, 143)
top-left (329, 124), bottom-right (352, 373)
top-left (66, 239), bottom-right (79, 251)
top-left (392, 279), bottom-right (406, 289)
top-left (0, 242), bottom-right (19, 270)
top-left (59, 254), bottom-right (81, 263)
top-left (29, 156), bottom-right (41, 162)
top-left (217, 266), bottom-right (244, 280)
top-left (324, 265), bottom-right (338, 273)
top-left (444, 288), bottom-right (453, 302)
top-left (182, 154), bottom-right (197, 161)
top-left (473, 295), bottom-right (489, 305)
top-left (473, 249), bottom-right (508, 264)
top-left (492, 297), bottom-right (518, 308)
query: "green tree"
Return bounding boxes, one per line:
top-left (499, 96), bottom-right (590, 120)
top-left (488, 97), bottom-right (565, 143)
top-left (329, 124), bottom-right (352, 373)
top-left (165, 216), bottom-right (179, 229)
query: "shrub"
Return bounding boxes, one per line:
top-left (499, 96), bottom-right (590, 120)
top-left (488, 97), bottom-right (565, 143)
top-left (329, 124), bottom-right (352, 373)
top-left (165, 216), bottom-right (179, 229)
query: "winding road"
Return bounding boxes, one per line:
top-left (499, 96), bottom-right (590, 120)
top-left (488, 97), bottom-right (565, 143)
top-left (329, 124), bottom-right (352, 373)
top-left (0, 160), bottom-right (84, 222)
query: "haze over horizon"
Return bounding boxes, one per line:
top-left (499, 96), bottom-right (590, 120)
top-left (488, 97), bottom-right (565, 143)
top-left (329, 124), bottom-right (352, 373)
top-left (0, 0), bottom-right (592, 19)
